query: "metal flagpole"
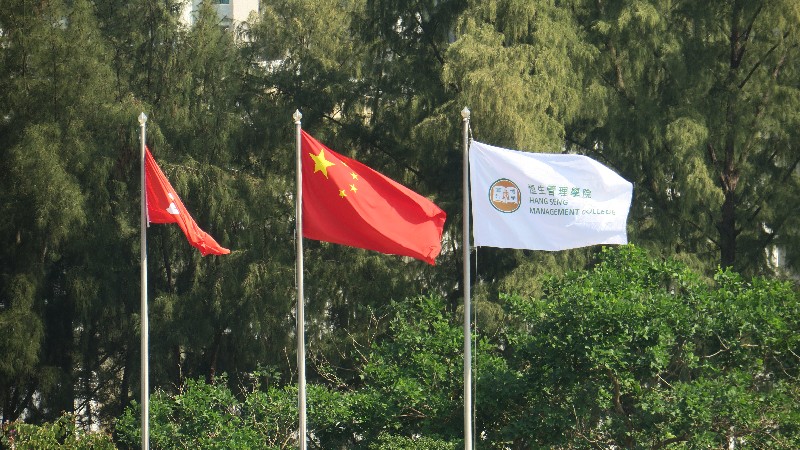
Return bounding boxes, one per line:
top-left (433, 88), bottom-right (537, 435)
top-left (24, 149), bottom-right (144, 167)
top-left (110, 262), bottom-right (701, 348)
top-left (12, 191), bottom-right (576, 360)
top-left (461, 107), bottom-right (472, 450)
top-left (138, 112), bottom-right (149, 450)
top-left (293, 110), bottom-right (308, 450)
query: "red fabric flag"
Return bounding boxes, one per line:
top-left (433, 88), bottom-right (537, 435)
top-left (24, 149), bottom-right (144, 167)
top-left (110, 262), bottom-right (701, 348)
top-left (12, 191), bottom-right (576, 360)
top-left (301, 131), bottom-right (446, 265)
top-left (145, 147), bottom-right (230, 256)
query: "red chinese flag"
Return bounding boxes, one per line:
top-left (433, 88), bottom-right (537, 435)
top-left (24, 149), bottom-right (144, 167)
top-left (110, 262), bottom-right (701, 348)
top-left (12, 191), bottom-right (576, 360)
top-left (301, 131), bottom-right (446, 265)
top-left (145, 147), bottom-right (230, 256)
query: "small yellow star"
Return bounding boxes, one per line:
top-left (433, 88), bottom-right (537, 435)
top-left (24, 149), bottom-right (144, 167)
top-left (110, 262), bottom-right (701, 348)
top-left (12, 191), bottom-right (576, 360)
top-left (339, 189), bottom-right (347, 198)
top-left (309, 149), bottom-right (336, 178)
top-left (350, 184), bottom-right (358, 193)
top-left (350, 172), bottom-right (358, 180)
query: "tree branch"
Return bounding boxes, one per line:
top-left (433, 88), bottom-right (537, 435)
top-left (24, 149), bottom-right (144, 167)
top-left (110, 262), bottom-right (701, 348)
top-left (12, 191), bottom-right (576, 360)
top-left (652, 433), bottom-right (690, 449)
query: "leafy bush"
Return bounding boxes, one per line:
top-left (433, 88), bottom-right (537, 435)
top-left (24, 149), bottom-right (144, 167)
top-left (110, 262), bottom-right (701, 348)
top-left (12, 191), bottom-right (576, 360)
top-left (116, 376), bottom-right (273, 450)
top-left (17, 246), bottom-right (799, 449)
top-left (1, 413), bottom-right (115, 449)
top-left (491, 245), bottom-right (800, 448)
top-left (369, 432), bottom-right (457, 449)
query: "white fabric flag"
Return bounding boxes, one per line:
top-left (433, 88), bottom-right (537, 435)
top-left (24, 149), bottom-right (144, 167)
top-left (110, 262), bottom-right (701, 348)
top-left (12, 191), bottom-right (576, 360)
top-left (469, 141), bottom-right (632, 251)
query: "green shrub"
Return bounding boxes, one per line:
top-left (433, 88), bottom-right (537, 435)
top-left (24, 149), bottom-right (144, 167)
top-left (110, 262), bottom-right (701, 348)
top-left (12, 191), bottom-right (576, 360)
top-left (1, 413), bottom-right (115, 450)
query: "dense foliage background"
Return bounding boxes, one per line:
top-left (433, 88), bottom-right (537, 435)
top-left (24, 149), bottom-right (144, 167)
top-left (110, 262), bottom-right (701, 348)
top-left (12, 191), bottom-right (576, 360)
top-left (1, 0), bottom-right (798, 448)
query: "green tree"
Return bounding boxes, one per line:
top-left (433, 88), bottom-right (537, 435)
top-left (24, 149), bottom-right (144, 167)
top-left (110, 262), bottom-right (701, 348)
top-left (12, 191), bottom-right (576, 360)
top-left (115, 374), bottom-right (364, 450)
top-left (567, 0), bottom-right (800, 274)
top-left (2, 413), bottom-right (115, 450)
top-left (441, 0), bottom-right (603, 303)
top-left (0, 0), bottom-right (140, 425)
top-left (4, 0), bottom-right (800, 441)
top-left (244, 0), bottom-right (464, 389)
top-left (115, 295), bottom-right (470, 449)
top-left (358, 296), bottom-right (465, 444)
top-left (117, 377), bottom-right (264, 449)
top-left (492, 246), bottom-right (800, 448)
top-left (0, 275), bottom-right (43, 423)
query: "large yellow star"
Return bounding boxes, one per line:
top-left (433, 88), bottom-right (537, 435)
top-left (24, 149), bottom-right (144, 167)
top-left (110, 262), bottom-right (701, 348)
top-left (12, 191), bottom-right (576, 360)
top-left (309, 149), bottom-right (336, 178)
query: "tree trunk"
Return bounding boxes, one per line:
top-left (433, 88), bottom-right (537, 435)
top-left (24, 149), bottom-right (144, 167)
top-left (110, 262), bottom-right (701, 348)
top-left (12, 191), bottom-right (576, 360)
top-left (206, 329), bottom-right (223, 384)
top-left (118, 342), bottom-right (131, 416)
top-left (717, 3), bottom-right (743, 270)
top-left (718, 190), bottom-right (738, 269)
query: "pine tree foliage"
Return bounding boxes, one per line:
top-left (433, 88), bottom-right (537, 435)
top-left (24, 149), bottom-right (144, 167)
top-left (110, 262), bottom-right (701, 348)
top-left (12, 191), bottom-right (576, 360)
top-left (1, 0), bottom-right (799, 440)
top-left (445, 0), bottom-right (591, 151)
top-left (0, 0), bottom-right (140, 424)
top-left (566, 0), bottom-right (800, 275)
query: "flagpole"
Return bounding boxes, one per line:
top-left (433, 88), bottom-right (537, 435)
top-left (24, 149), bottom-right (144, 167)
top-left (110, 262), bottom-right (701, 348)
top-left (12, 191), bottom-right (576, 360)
top-left (293, 110), bottom-right (307, 450)
top-left (461, 107), bottom-right (472, 450)
top-left (138, 112), bottom-right (149, 450)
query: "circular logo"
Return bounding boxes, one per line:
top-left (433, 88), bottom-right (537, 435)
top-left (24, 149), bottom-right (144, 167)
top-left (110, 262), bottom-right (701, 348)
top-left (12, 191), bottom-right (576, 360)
top-left (488, 179), bottom-right (521, 213)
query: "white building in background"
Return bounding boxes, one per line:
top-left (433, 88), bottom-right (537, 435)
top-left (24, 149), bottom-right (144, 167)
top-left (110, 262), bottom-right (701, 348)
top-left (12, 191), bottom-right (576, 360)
top-left (768, 246), bottom-right (798, 280)
top-left (181, 0), bottom-right (259, 29)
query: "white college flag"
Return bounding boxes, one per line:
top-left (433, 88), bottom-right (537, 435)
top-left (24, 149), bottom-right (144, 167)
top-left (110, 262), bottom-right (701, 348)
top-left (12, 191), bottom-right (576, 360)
top-left (469, 141), bottom-right (633, 251)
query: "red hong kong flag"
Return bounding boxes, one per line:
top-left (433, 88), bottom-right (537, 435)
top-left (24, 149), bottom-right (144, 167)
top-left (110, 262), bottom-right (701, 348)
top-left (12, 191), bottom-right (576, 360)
top-left (145, 147), bottom-right (230, 256)
top-left (301, 131), bottom-right (446, 265)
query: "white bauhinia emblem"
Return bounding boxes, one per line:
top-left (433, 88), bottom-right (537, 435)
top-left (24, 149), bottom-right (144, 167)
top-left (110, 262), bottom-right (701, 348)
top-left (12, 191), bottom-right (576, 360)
top-left (166, 193), bottom-right (180, 215)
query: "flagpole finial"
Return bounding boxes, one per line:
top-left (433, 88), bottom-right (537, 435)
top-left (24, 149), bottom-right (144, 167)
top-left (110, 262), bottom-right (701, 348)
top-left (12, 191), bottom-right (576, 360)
top-left (138, 112), bottom-right (148, 125)
top-left (293, 110), bottom-right (302, 123)
top-left (461, 107), bottom-right (470, 120)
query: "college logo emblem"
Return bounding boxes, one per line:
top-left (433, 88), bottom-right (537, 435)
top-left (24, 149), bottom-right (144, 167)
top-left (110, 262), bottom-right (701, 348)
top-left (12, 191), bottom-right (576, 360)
top-left (488, 179), bottom-right (521, 213)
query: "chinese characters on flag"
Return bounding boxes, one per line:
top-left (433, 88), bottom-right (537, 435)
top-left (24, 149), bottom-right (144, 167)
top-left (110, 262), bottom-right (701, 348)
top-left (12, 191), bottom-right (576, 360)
top-left (470, 141), bottom-right (632, 251)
